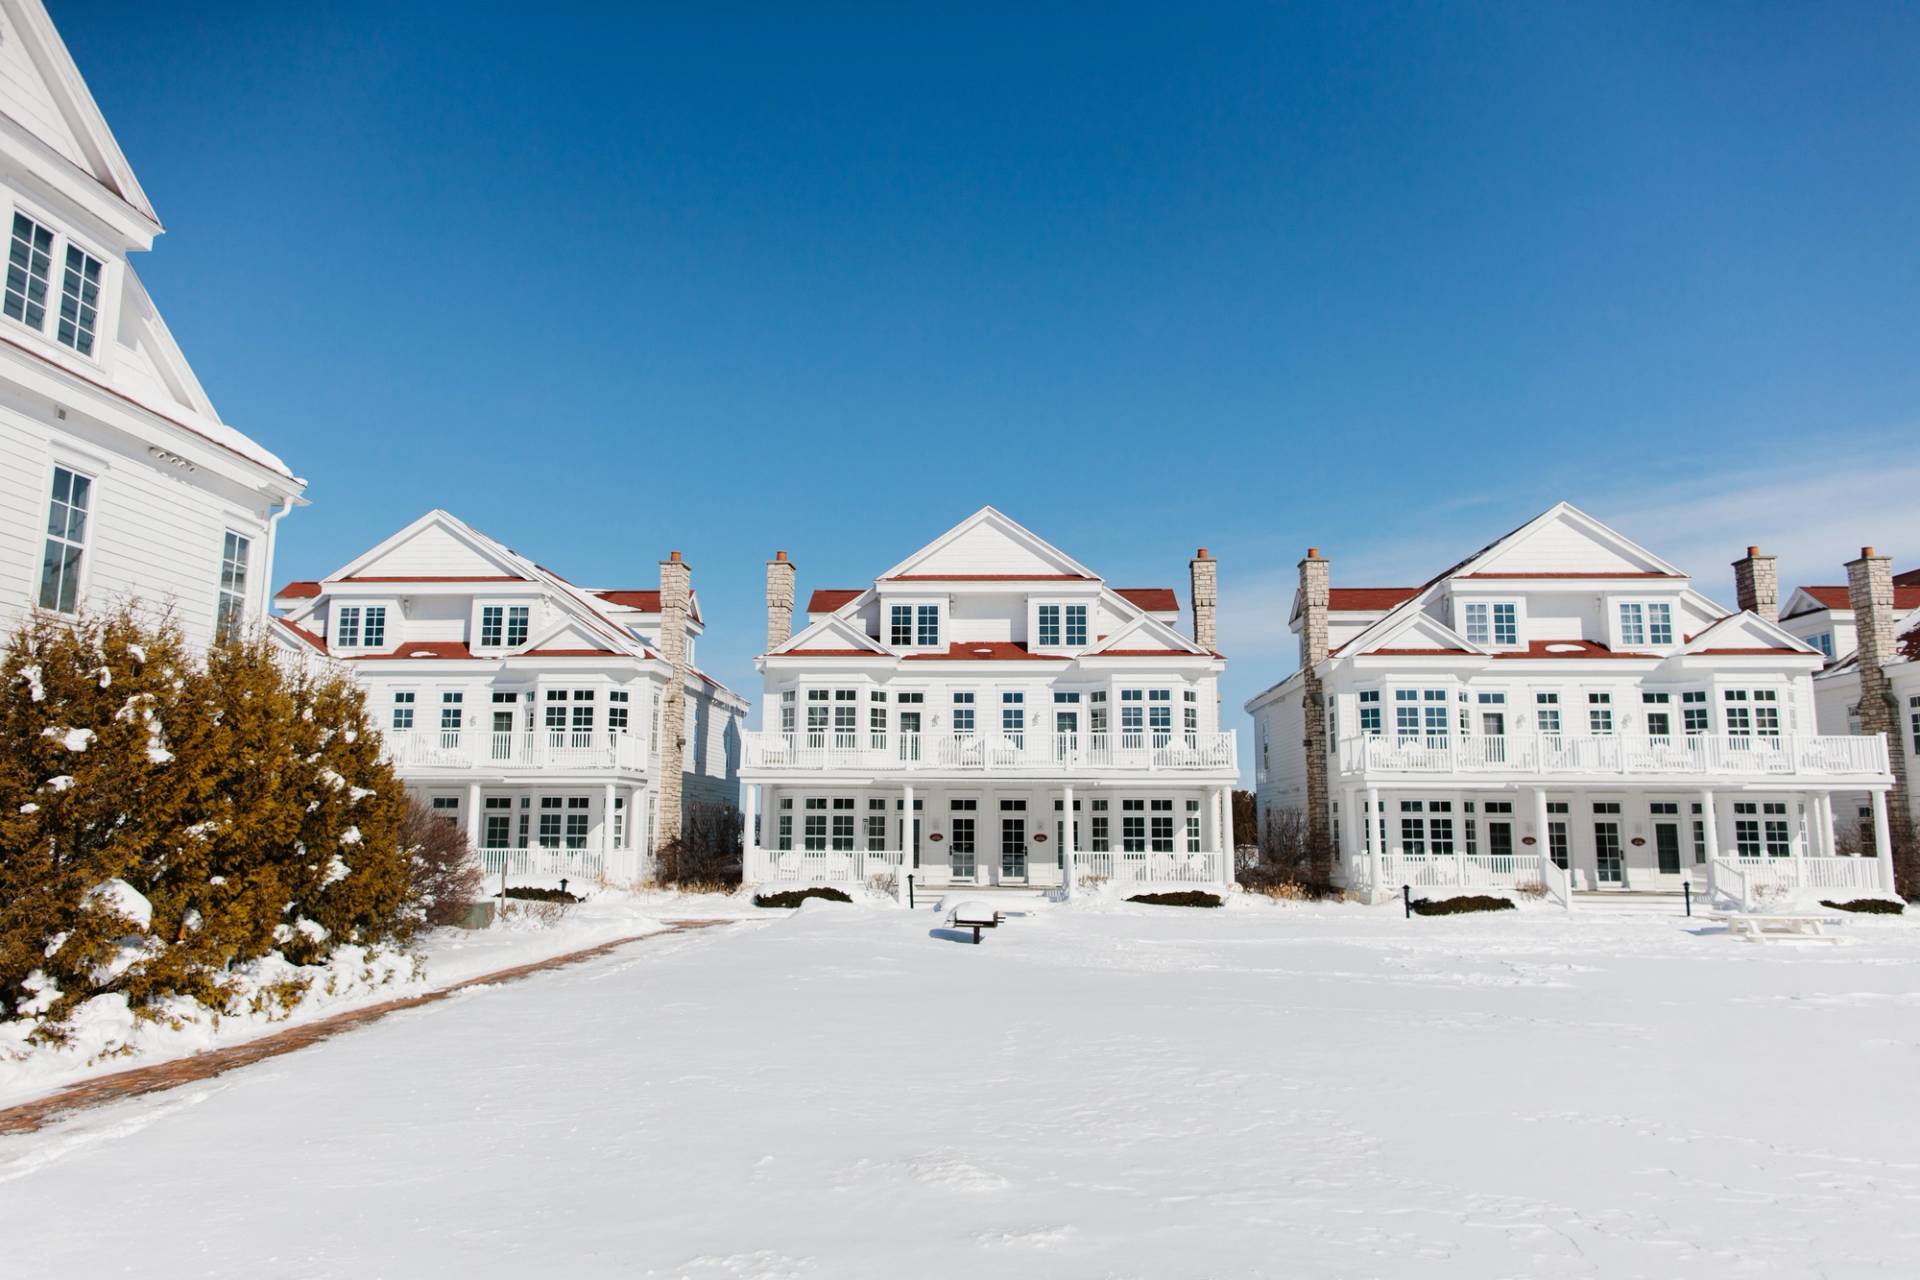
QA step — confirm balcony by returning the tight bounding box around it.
[1340,732,1890,782]
[742,730,1238,776]
[383,729,650,773]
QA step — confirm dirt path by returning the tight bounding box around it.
[0,918,734,1137]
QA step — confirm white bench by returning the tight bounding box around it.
[946,901,1005,945]
[1704,912,1842,943]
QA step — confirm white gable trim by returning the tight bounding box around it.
[876,506,1100,583]
[771,611,889,657]
[1343,608,1480,659]
[1081,611,1207,657]
[1682,610,1819,656]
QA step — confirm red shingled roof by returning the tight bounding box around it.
[1329,587,1420,611]
[519,647,623,658]
[352,641,475,661]
[902,642,1071,661]
[1115,588,1178,612]
[273,617,326,651]
[780,648,886,658]
[1784,585,1920,616]
[593,590,661,610]
[275,580,321,600]
[808,589,863,612]
[1491,639,1658,660]
[1459,571,1682,580]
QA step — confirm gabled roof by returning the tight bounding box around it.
[807,589,863,614]
[591,588,705,625]
[875,506,1101,583]
[1330,587,1420,611]
[1080,611,1212,660]
[1681,612,1821,659]
[1342,607,1479,660]
[1780,584,1920,620]
[902,642,1071,662]
[1115,588,1179,613]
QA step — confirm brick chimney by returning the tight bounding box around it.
[1848,546,1914,889]
[766,550,796,652]
[1189,548,1217,652]
[1298,548,1333,883]
[1731,545,1778,622]
[655,550,692,848]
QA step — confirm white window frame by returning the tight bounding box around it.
[882,597,945,651]
[4,203,114,362]
[38,459,96,615]
[1459,599,1521,649]
[1614,598,1677,650]
[331,599,395,650]
[214,530,252,642]
[1031,599,1091,650]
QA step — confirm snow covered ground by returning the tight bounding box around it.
[4,896,1920,1278]
[0,889,759,1108]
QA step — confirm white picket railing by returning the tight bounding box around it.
[384,729,650,772]
[477,846,611,884]
[1378,852,1549,891]
[1713,854,1885,903]
[1343,732,1888,780]
[743,730,1237,774]
[742,846,1226,888]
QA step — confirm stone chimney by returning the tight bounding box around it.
[1731,545,1778,622]
[1298,548,1333,883]
[655,550,692,848]
[1189,548,1217,652]
[766,550,796,652]
[1848,546,1914,888]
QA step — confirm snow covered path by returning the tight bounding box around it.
[4,899,1920,1278]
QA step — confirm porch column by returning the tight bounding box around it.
[602,781,617,875]
[1815,792,1835,859]
[1531,785,1549,872]
[1871,788,1896,895]
[464,782,483,853]
[1062,783,1076,897]
[1700,788,1720,863]
[1219,783,1234,888]
[742,782,759,876]
[1367,785,1383,896]
[903,781,915,878]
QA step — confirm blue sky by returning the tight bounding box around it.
[59,2,1920,750]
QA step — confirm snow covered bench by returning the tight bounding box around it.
[946,901,1004,945]
[1705,913,1842,943]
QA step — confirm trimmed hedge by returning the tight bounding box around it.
[1127,891,1223,908]
[1821,898,1905,915]
[754,886,853,909]
[1410,894,1516,916]
[502,886,579,903]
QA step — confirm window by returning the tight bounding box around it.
[612,797,626,848]
[1428,800,1455,856]
[431,795,460,825]
[1002,691,1025,739]
[440,691,463,734]
[1683,690,1709,735]
[777,798,793,851]
[1588,692,1613,734]
[1812,632,1835,660]
[1535,691,1561,734]
[1547,801,1569,869]
[1646,603,1673,646]
[1149,689,1173,743]
[608,689,629,733]
[1038,604,1061,647]
[507,607,529,646]
[1089,690,1108,735]
[1122,798,1146,853]
[1121,689,1144,737]
[1642,691,1670,738]
[833,688,857,737]
[1185,689,1199,739]
[481,606,505,647]
[362,606,386,648]
[336,605,386,649]
[1186,799,1201,851]
[39,464,91,613]
[1464,602,1489,645]
[337,607,360,648]
[803,797,827,852]
[57,244,103,354]
[1357,689,1382,736]
[1618,603,1645,646]
[1089,799,1110,852]
[916,605,939,647]
[211,531,251,642]
[1724,689,1751,736]
[1733,801,1790,858]
[1463,601,1517,646]
[1399,800,1426,857]
[1492,603,1517,646]
[831,797,856,851]
[1150,798,1175,853]
[545,688,569,730]
[1910,695,1920,755]
[952,691,975,734]
[889,605,912,646]
[866,798,888,850]
[1420,689,1448,742]
[538,797,563,846]
[391,691,415,730]
[565,796,590,849]
[1066,605,1087,646]
[571,689,595,735]
[780,690,796,735]
[5,212,53,330]
[950,800,976,875]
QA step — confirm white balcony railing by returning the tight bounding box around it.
[1342,732,1889,780]
[742,730,1238,775]
[742,845,1227,888]
[384,729,649,773]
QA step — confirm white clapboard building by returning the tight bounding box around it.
[741,507,1237,895]
[273,511,746,886]
[1245,504,1897,906]
[0,0,304,650]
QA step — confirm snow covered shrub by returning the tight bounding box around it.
[1821,898,1904,914]
[1126,891,1223,908]
[502,886,579,903]
[1409,895,1515,916]
[0,611,412,1038]
[754,887,852,908]
[653,802,741,887]
[400,797,486,927]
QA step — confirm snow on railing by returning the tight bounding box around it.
[1343,733,1888,780]
[383,729,649,772]
[742,730,1238,774]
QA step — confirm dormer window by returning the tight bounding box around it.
[336,605,387,649]
[888,602,940,648]
[1463,601,1518,647]
[1036,603,1088,648]
[6,212,105,357]
[1618,601,1673,647]
[480,604,530,648]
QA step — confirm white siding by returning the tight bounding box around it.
[361,522,510,578]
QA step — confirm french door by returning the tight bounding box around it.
[1594,821,1624,884]
[1654,822,1682,875]
[1000,813,1028,883]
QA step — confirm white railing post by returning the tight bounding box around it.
[1062,783,1075,898]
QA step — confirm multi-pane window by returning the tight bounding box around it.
[805,688,829,735]
[565,796,590,849]
[440,691,463,734]
[1464,602,1490,645]
[57,244,103,354]
[1642,691,1671,738]
[1618,603,1646,647]
[481,606,505,647]
[1394,689,1420,739]
[608,689,629,733]
[780,690,796,735]
[1399,800,1427,856]
[571,689,595,734]
[1724,690,1751,736]
[214,531,250,642]
[1812,633,1835,660]
[431,795,461,825]
[1463,602,1517,646]
[336,605,385,649]
[546,688,569,730]
[538,797,564,846]
[950,801,976,875]
[1910,695,1920,755]
[1186,800,1201,851]
[362,606,386,648]
[831,797,856,851]
[777,798,793,851]
[833,688,858,737]
[1150,799,1175,853]
[1089,798,1110,852]
[1121,689,1144,737]
[1149,689,1173,742]
[866,798,888,850]
[1038,604,1062,647]
[337,607,362,648]
[889,605,913,646]
[1753,690,1780,736]
[869,689,888,737]
[391,691,415,730]
[612,797,626,848]
[1646,603,1673,646]
[1427,801,1455,856]
[1065,605,1087,646]
[1002,691,1025,739]
[952,691,975,733]
[1185,690,1199,740]
[1683,690,1709,735]
[1359,689,1382,735]
[802,797,828,852]
[1733,801,1790,858]
[1089,690,1108,735]
[1492,603,1517,646]
[39,464,91,613]
[1121,798,1147,853]
[1692,803,1708,863]
[5,212,54,330]
[1547,801,1569,869]
[1588,692,1613,734]
[916,605,939,647]
[1036,603,1089,647]
[1535,691,1561,734]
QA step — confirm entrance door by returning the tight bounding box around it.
[1487,820,1514,862]
[1055,708,1079,765]
[483,808,511,851]
[897,709,922,762]
[492,709,515,759]
[1594,821,1624,884]
[1000,805,1028,883]
[1654,822,1682,875]
[950,814,976,882]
